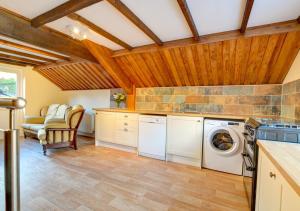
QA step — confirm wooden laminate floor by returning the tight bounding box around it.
[0,137,249,211]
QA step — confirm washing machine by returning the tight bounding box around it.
[203,119,245,175]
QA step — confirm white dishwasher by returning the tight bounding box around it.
[138,115,167,160]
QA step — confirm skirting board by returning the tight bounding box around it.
[138,152,166,161]
[96,140,137,153]
[167,154,202,168]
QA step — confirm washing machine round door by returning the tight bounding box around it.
[207,126,241,156]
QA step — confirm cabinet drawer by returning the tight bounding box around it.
[115,130,138,147]
[116,119,138,130]
[116,112,139,120]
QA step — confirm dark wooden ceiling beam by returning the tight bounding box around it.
[107,0,163,46]
[0,47,56,63]
[0,58,33,66]
[0,8,96,62]
[177,0,199,41]
[113,19,300,57]
[240,0,255,33]
[0,39,67,60]
[0,52,44,65]
[31,0,103,27]
[83,40,133,93]
[68,13,133,50]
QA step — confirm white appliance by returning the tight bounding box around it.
[138,115,167,160]
[203,119,245,175]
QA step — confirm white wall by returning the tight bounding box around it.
[62,89,111,134]
[283,51,300,83]
[23,68,66,116]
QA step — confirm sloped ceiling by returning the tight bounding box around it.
[35,61,118,90]
[37,31,300,90]
[115,32,300,87]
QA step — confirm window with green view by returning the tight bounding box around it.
[0,71,17,97]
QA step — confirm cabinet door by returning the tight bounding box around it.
[281,178,300,211]
[257,151,282,211]
[115,130,138,147]
[95,112,116,143]
[167,116,203,159]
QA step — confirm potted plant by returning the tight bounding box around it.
[113,92,126,108]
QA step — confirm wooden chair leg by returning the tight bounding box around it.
[73,137,78,150]
[42,145,47,156]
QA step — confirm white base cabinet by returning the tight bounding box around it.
[167,115,203,167]
[95,112,116,143]
[256,150,300,211]
[95,111,139,149]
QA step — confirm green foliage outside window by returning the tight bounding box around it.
[0,73,17,97]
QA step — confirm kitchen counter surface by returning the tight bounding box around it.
[257,140,300,196]
[93,108,249,121]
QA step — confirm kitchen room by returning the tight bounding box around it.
[0,0,300,210]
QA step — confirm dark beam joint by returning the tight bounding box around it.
[31,0,103,27]
[107,0,163,46]
[68,13,133,50]
[0,8,96,62]
[177,0,199,41]
[240,0,255,33]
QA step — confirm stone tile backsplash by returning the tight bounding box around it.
[281,79,300,120]
[136,84,283,117]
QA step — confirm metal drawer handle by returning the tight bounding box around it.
[124,115,128,118]
[124,128,128,132]
[269,172,276,179]
[124,122,128,126]
[242,153,255,171]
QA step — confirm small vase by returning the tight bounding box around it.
[116,101,121,108]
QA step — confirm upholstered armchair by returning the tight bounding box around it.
[37,105,85,155]
[23,104,69,137]
[22,104,84,155]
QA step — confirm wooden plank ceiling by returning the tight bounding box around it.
[37,30,300,89]
[35,61,118,90]
[113,31,300,87]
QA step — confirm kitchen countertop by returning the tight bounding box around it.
[257,140,300,196]
[93,108,250,121]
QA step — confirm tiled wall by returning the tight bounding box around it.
[281,79,300,120]
[136,85,282,117]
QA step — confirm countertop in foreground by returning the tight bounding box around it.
[257,140,300,196]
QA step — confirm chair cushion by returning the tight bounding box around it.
[22,123,33,130]
[55,104,70,119]
[30,124,44,132]
[22,124,44,132]
[45,104,60,122]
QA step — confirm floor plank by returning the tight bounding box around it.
[0,137,249,211]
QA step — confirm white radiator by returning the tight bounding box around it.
[78,111,94,135]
